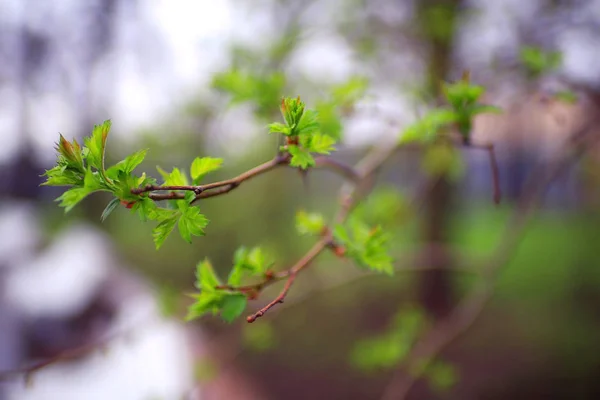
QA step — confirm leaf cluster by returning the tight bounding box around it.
[269,96,337,169]
[334,216,394,275]
[187,247,272,322]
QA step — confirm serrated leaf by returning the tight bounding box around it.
[307,134,335,154]
[334,218,394,275]
[41,166,83,187]
[152,215,178,249]
[185,291,223,321]
[268,122,290,135]
[221,294,247,323]
[191,157,223,184]
[178,206,209,243]
[288,145,315,169]
[196,259,222,290]
[295,210,325,236]
[56,187,92,213]
[120,149,148,174]
[56,135,85,172]
[157,166,188,186]
[83,167,104,191]
[84,120,111,171]
[228,246,271,286]
[100,198,121,222]
[295,109,320,136]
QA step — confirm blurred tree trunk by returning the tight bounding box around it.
[416,0,463,320]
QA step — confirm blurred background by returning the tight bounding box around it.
[1,0,600,399]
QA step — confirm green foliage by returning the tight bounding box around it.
[212,69,286,118]
[422,142,465,181]
[43,121,209,249]
[270,96,338,169]
[228,246,273,286]
[351,307,426,371]
[553,90,578,104]
[400,76,501,145]
[423,360,460,392]
[351,187,410,227]
[187,247,273,322]
[186,259,248,323]
[295,210,326,236]
[519,46,562,79]
[190,157,223,184]
[334,216,394,275]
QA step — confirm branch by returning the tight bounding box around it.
[134,153,360,202]
[379,120,599,400]
[225,141,403,322]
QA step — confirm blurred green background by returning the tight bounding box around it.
[1,0,600,399]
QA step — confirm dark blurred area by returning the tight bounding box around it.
[1,0,600,399]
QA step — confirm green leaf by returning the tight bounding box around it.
[315,101,342,140]
[221,294,247,323]
[190,157,223,184]
[186,291,223,321]
[83,167,104,191]
[422,143,465,181]
[228,246,271,286]
[295,109,320,136]
[287,145,315,169]
[196,259,223,290]
[553,90,578,104]
[425,360,459,392]
[334,218,394,275]
[519,46,562,78]
[157,166,188,186]
[56,187,93,213]
[56,135,85,173]
[178,206,209,243]
[152,215,178,249]
[306,134,335,154]
[295,210,325,236]
[41,166,83,187]
[469,104,502,116]
[400,109,457,144]
[331,76,369,106]
[268,122,291,135]
[100,198,121,222]
[120,149,148,174]
[84,120,111,171]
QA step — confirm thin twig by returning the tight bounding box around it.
[235,141,403,322]
[379,121,599,400]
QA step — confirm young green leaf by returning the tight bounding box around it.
[196,259,223,290]
[100,198,121,222]
[178,206,209,243]
[152,215,178,249]
[157,166,188,186]
[84,120,111,172]
[268,122,291,135]
[305,134,336,155]
[295,210,325,236]
[190,157,223,184]
[287,145,315,169]
[56,187,93,213]
[334,218,394,275]
[295,109,320,136]
[221,294,247,323]
[56,135,85,173]
[120,149,148,174]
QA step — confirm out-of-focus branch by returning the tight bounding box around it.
[227,140,403,322]
[379,120,599,400]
